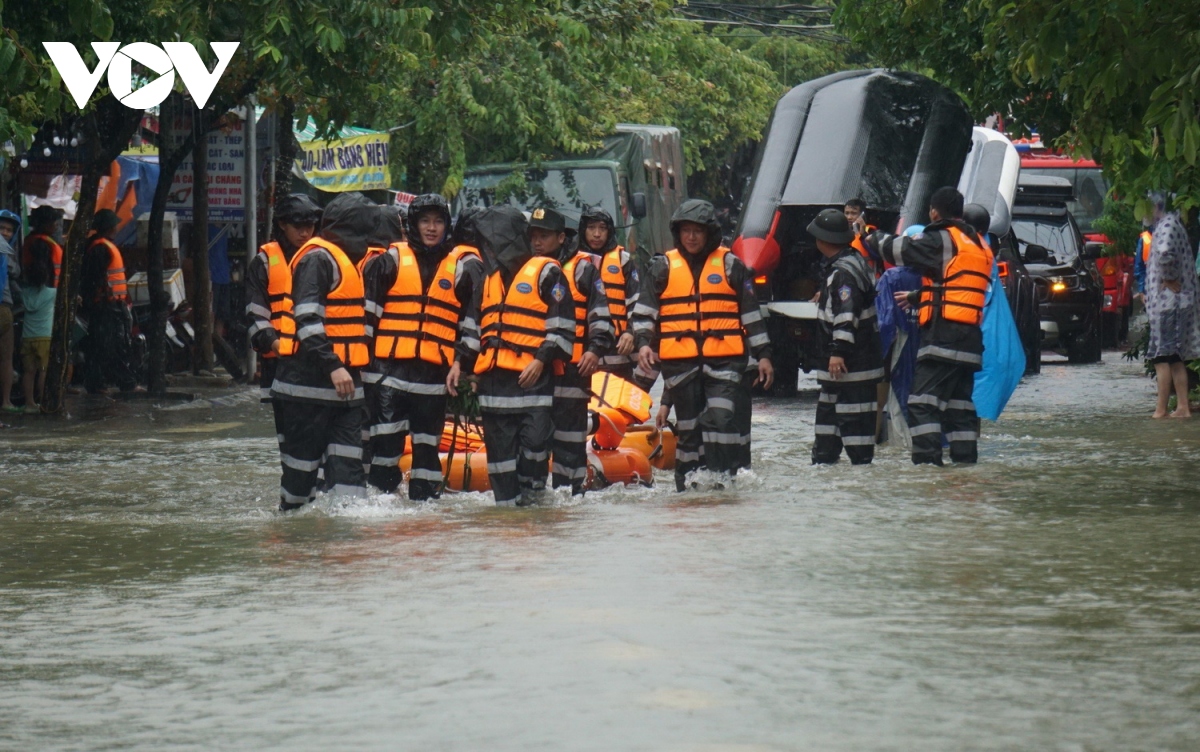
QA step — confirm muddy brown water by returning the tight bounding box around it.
[1,354,1198,750]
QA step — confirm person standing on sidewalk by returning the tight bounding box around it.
[1143,192,1200,418]
[79,210,139,394]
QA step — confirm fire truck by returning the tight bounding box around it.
[1015,141,1133,345]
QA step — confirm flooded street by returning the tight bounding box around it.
[2,353,1199,751]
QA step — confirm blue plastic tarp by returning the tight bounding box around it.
[973,265,1026,421]
[876,266,923,417]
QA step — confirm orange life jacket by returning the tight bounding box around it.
[289,237,369,367]
[375,243,479,366]
[563,250,600,364]
[259,241,296,358]
[25,234,64,288]
[358,246,384,276]
[474,256,559,374]
[600,247,629,336]
[658,247,745,361]
[88,237,128,303]
[1140,231,1152,264]
[918,226,994,328]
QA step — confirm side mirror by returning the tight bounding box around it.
[1022,243,1051,264]
[1081,241,1104,260]
[630,192,647,220]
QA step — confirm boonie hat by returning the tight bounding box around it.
[806,208,855,244]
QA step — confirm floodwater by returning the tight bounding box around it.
[1,354,1199,751]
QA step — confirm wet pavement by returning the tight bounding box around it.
[1,351,1199,750]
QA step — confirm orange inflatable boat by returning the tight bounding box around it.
[396,374,675,492]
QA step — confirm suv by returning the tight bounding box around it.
[1011,175,1104,363]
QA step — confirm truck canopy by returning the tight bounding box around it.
[733,69,973,276]
[957,127,1021,237]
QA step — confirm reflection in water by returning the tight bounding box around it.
[1,360,1199,749]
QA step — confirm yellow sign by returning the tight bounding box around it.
[296,132,390,192]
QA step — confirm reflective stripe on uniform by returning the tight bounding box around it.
[917,345,983,365]
[553,386,589,400]
[479,394,554,409]
[370,420,410,437]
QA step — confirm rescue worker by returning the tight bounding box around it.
[79,209,139,394]
[632,198,774,490]
[808,209,883,464]
[245,193,322,405]
[446,205,575,507]
[582,205,656,391]
[962,203,993,250]
[530,206,614,494]
[362,194,483,499]
[844,197,883,276]
[1134,223,1153,298]
[271,192,375,510]
[23,206,63,288]
[873,186,993,465]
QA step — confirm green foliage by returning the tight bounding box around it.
[836,0,1200,217]
[388,3,828,199]
[1092,198,1142,258]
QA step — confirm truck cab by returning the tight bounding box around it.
[453,124,686,261]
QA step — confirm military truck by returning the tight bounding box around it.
[453,124,686,261]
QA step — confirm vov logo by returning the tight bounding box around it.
[42,41,240,110]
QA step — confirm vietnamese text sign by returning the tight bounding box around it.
[297,133,390,192]
[167,116,246,221]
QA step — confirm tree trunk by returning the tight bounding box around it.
[274,97,297,211]
[191,116,214,373]
[43,101,142,414]
[147,92,196,396]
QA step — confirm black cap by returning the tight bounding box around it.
[806,208,855,244]
[528,206,570,235]
[92,209,120,234]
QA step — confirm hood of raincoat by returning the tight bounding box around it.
[475,205,531,275]
[453,206,483,249]
[370,204,405,248]
[670,198,722,256]
[319,192,376,262]
[578,205,617,255]
[407,193,453,254]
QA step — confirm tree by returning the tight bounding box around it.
[835,0,1200,215]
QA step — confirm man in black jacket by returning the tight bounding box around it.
[362,194,483,499]
[869,187,994,465]
[447,206,575,506]
[808,209,883,464]
[632,199,774,490]
[245,194,321,402]
[272,192,375,509]
[530,206,614,494]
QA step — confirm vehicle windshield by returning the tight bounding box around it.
[1012,217,1079,264]
[456,167,618,221]
[1020,167,1108,233]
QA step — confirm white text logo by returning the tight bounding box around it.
[42,41,240,109]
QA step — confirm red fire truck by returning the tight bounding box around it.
[1016,142,1133,345]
